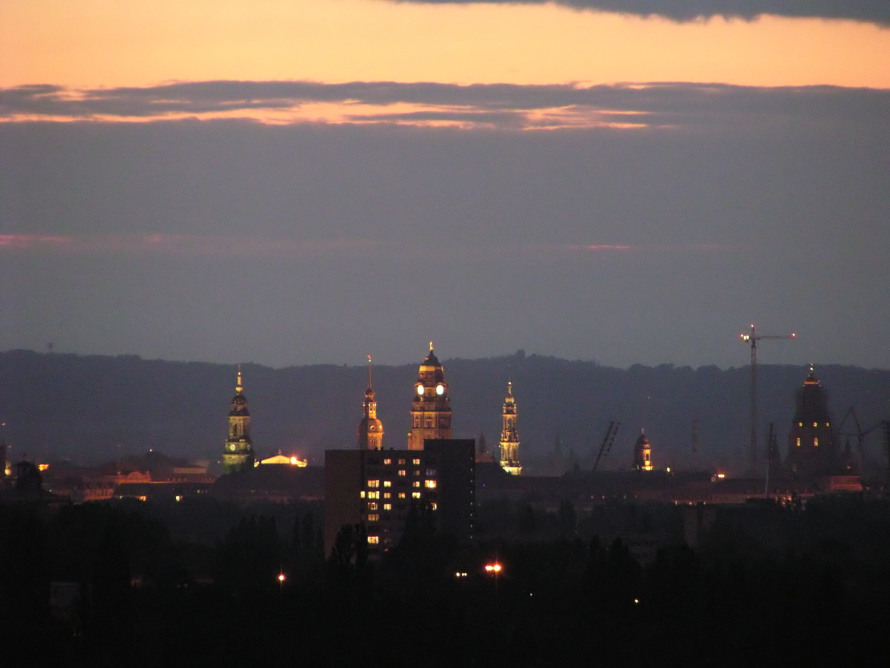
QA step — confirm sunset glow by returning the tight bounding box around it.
[2,1,888,91]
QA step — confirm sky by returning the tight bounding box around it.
[1,0,888,370]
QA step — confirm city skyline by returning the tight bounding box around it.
[2,2,888,369]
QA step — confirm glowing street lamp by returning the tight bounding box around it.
[484,562,503,575]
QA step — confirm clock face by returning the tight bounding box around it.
[416,384,424,396]
[435,383,445,395]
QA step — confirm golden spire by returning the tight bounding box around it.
[367,354,373,389]
[235,364,243,394]
[429,340,434,352]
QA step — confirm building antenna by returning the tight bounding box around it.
[740,324,796,476]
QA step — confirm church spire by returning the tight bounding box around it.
[499,380,522,475]
[358,354,384,450]
[223,365,255,473]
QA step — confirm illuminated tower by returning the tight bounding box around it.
[785,366,835,477]
[358,355,384,450]
[223,366,255,473]
[408,342,452,450]
[499,381,522,475]
[633,429,653,471]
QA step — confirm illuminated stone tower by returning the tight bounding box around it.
[633,429,653,471]
[408,342,452,450]
[499,381,522,475]
[358,355,384,450]
[785,366,835,477]
[223,366,255,473]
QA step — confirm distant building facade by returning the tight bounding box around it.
[324,439,475,557]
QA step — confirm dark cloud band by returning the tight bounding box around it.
[394,0,890,26]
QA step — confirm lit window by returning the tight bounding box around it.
[431,502,438,510]
[368,536,380,545]
[425,480,437,489]
[368,514,379,522]
[368,491,379,499]
[383,480,392,487]
[383,492,391,499]
[360,491,366,498]
[814,438,819,447]
[398,469,406,477]
[412,492,422,499]
[813,422,818,427]
[398,492,406,499]
[383,503,392,511]
[413,459,421,466]
[383,458,391,465]
[398,459,406,465]
[413,481,421,488]
[796,438,801,447]
[368,502,378,511]
[368,480,379,488]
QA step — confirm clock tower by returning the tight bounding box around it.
[223,366,255,473]
[358,355,384,450]
[499,381,522,475]
[408,342,452,450]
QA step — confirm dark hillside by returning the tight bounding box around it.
[1,349,887,475]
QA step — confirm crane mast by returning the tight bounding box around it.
[740,324,796,475]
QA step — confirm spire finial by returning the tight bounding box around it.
[236,364,243,394]
[429,340,434,352]
[367,354,373,389]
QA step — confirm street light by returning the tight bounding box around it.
[484,562,503,575]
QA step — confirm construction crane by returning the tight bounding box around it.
[740,324,796,475]
[593,421,620,472]
[837,407,890,475]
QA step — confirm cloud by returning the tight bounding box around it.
[2,80,888,132]
[392,1,890,26]
[0,234,383,258]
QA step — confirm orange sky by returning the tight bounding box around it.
[2,0,889,90]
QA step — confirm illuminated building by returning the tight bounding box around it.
[633,429,653,471]
[358,354,384,450]
[325,352,473,556]
[408,343,452,450]
[222,366,255,473]
[498,381,522,476]
[785,366,836,477]
[324,440,475,557]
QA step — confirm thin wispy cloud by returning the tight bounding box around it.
[0,234,383,258]
[2,81,887,131]
[393,0,890,26]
